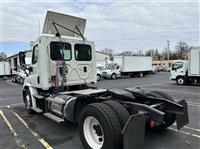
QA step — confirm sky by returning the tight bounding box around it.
[0,0,199,56]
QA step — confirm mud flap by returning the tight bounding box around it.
[122,113,147,149]
[176,99,189,130]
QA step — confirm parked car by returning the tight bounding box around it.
[96,64,105,81]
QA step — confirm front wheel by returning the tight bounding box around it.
[111,73,117,79]
[23,88,34,114]
[97,74,101,81]
[176,77,185,85]
[79,103,122,149]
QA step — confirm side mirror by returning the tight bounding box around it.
[19,52,26,65]
[28,67,33,72]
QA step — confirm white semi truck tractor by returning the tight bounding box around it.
[170,48,200,85]
[20,11,189,149]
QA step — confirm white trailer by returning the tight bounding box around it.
[0,61,11,77]
[102,56,152,79]
[170,48,200,85]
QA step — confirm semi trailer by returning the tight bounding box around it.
[170,48,200,85]
[20,11,189,149]
[102,56,152,79]
[0,61,11,78]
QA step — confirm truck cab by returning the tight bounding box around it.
[170,60,188,85]
[24,11,96,91]
[102,63,120,79]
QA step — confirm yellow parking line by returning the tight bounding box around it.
[10,109,54,149]
[169,127,200,138]
[0,109,27,148]
[6,80,17,86]
[0,110,17,136]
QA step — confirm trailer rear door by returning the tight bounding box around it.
[189,48,200,76]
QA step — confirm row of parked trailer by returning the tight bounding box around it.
[96,56,154,81]
[0,54,31,84]
[96,48,200,86]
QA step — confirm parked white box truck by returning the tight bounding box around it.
[0,61,11,77]
[170,48,200,85]
[102,56,152,79]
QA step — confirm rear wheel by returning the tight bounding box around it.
[104,100,130,129]
[79,103,122,149]
[148,90,176,130]
[176,77,185,85]
[23,88,34,114]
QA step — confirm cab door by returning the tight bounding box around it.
[29,44,40,87]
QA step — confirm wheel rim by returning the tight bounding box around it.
[97,75,100,81]
[178,78,184,84]
[112,74,116,79]
[83,116,104,149]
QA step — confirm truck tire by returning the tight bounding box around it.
[111,73,117,79]
[97,74,101,81]
[104,100,130,129]
[176,76,185,85]
[79,103,122,149]
[148,91,176,130]
[23,88,34,114]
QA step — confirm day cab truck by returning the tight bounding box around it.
[102,56,152,79]
[170,48,200,85]
[20,11,189,149]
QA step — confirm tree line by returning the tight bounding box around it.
[101,42,199,61]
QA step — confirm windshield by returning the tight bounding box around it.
[97,66,105,70]
[50,42,71,61]
[172,62,183,70]
[107,64,119,70]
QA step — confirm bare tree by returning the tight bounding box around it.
[0,52,7,61]
[145,49,155,56]
[175,42,189,60]
[118,50,133,56]
[101,48,114,60]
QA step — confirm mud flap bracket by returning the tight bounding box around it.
[122,112,147,149]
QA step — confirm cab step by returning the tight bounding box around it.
[31,107,43,113]
[43,112,64,123]
[32,94,44,100]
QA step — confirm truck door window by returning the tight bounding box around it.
[50,42,71,61]
[75,44,92,61]
[32,45,39,64]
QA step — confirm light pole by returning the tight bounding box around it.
[167,40,170,67]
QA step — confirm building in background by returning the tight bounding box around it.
[3,50,32,74]
[152,60,174,71]
[2,50,109,74]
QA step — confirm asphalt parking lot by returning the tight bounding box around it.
[0,72,200,149]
